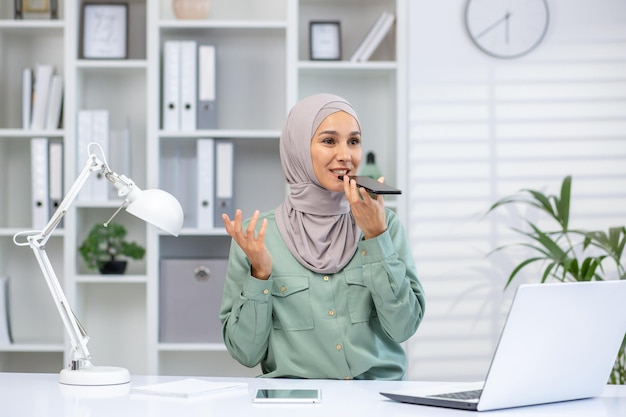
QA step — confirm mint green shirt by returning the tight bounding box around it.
[219,208,425,380]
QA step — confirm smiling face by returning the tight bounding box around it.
[310,111,362,193]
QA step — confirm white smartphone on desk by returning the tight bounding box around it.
[253,388,321,403]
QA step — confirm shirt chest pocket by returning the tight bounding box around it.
[344,270,374,323]
[271,276,314,331]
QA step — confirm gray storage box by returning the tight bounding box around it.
[159,258,227,343]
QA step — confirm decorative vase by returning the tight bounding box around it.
[99,261,128,275]
[172,0,211,20]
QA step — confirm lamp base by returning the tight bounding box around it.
[59,366,131,386]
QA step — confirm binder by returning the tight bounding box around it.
[0,276,12,345]
[31,138,50,229]
[160,141,196,228]
[48,139,63,221]
[30,64,54,130]
[196,138,215,229]
[159,258,228,343]
[22,68,32,129]
[162,41,181,131]
[197,44,217,129]
[214,140,234,225]
[179,40,197,131]
[44,75,63,130]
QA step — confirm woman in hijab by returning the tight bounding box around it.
[219,93,425,380]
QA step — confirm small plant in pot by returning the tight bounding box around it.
[79,222,146,275]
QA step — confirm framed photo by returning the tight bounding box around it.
[82,3,128,59]
[23,0,49,13]
[309,21,341,60]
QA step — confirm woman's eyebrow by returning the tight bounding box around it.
[316,130,361,136]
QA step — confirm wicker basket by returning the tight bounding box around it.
[172,0,211,20]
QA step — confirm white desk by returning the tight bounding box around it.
[1,372,625,416]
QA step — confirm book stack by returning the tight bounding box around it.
[22,64,63,131]
[350,11,396,62]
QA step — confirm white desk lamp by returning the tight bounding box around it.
[13,142,184,386]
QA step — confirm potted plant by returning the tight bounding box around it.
[486,175,626,384]
[78,222,146,275]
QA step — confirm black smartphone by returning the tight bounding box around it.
[339,175,402,195]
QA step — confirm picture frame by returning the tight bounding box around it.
[23,0,49,13]
[309,21,341,61]
[82,3,128,59]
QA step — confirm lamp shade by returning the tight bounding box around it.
[125,189,184,236]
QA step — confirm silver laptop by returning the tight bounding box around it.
[381,280,626,411]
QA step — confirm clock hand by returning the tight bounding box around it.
[475,11,512,39]
[505,12,510,44]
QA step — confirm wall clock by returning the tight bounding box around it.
[464,0,549,59]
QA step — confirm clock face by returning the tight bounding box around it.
[465,0,549,59]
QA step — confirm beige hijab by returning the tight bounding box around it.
[275,94,361,274]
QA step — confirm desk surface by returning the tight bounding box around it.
[1,372,625,416]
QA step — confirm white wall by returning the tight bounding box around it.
[406,0,626,381]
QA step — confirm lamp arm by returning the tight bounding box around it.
[28,236,91,365]
[40,153,106,245]
[13,150,109,368]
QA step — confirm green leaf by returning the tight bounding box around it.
[556,175,571,230]
[505,257,547,289]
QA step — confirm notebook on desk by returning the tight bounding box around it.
[381,280,626,411]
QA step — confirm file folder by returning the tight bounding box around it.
[197,44,217,129]
[162,41,181,130]
[160,141,196,228]
[48,139,63,222]
[180,41,197,131]
[196,138,215,229]
[214,140,234,225]
[31,138,49,229]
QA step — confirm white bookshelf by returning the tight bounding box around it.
[0,0,406,376]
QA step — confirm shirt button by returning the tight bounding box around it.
[323,275,329,281]
[336,344,342,350]
[328,310,335,317]
[280,285,286,292]
[344,376,352,380]
[263,289,269,295]
[361,250,367,256]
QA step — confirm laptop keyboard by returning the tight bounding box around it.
[430,389,483,400]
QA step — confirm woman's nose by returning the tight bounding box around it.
[337,144,352,161]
